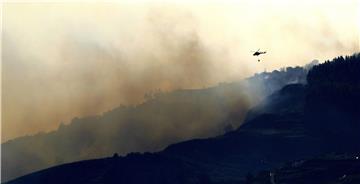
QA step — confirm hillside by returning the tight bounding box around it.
[6,54,360,184]
[1,64,310,182]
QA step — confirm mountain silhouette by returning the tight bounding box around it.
[2,63,310,182]
[4,53,360,183]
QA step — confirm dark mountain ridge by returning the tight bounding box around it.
[5,54,360,183]
[2,63,311,182]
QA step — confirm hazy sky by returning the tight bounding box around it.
[2,0,359,142]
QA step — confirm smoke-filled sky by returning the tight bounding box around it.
[2,0,359,142]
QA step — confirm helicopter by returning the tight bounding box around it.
[251,49,267,56]
[251,49,267,62]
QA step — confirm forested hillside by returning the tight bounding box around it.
[7,54,360,184]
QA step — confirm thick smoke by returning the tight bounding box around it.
[3,4,250,142]
[2,2,359,181]
[3,2,358,142]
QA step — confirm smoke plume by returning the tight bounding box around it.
[3,1,359,142]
